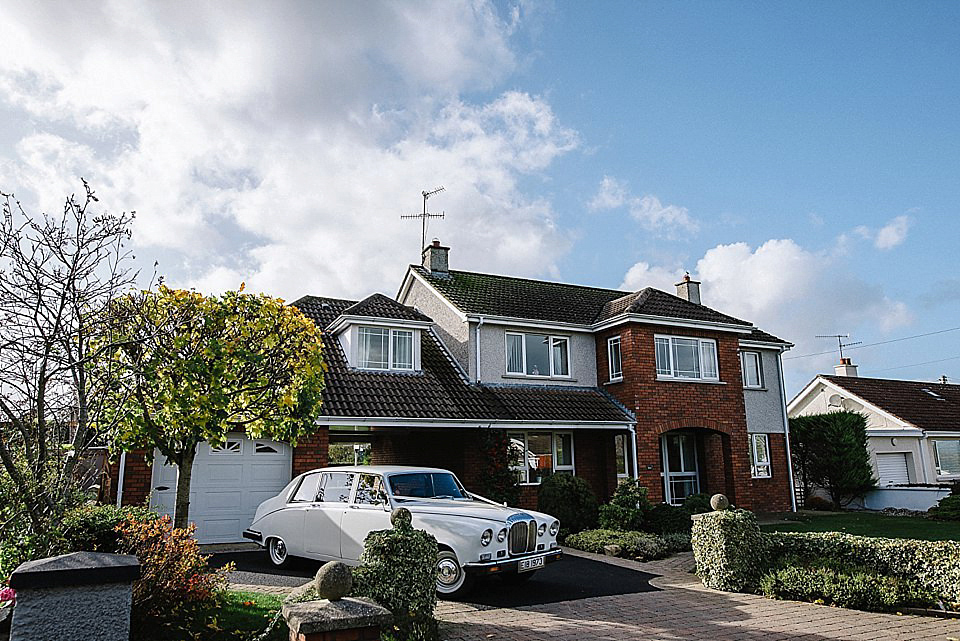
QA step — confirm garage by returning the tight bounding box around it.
[149,435,292,544]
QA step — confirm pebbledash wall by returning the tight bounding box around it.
[596,322,793,512]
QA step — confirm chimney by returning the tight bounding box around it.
[834,357,859,377]
[422,238,449,274]
[675,273,701,305]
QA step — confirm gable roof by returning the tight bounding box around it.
[743,328,792,346]
[292,295,633,424]
[342,293,431,322]
[409,265,752,328]
[821,375,960,432]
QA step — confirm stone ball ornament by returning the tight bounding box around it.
[391,507,413,528]
[710,493,730,511]
[313,561,352,601]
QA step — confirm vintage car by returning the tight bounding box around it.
[243,465,562,596]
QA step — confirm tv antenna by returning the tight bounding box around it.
[401,186,445,253]
[816,333,862,360]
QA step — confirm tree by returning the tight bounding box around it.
[0,181,136,535]
[789,411,877,509]
[105,286,325,528]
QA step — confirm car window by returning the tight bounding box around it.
[317,472,354,503]
[388,472,468,499]
[354,473,387,506]
[289,473,321,503]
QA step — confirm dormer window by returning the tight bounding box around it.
[505,332,570,377]
[358,326,414,371]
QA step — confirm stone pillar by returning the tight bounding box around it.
[9,551,140,641]
[282,598,392,641]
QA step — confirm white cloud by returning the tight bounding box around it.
[0,1,578,300]
[852,215,912,250]
[620,262,685,292]
[587,176,698,235]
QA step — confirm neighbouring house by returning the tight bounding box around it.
[110,241,797,543]
[788,359,959,510]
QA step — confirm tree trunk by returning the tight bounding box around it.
[173,444,197,530]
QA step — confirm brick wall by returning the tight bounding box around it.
[750,432,794,512]
[106,449,153,507]
[293,428,330,476]
[597,323,792,511]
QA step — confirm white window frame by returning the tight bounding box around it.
[508,431,575,485]
[608,336,623,382]
[750,433,772,478]
[654,334,720,382]
[210,438,243,456]
[504,332,572,378]
[932,439,960,478]
[741,350,763,388]
[357,326,415,371]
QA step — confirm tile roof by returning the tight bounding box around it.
[410,266,752,327]
[743,328,792,345]
[822,375,960,432]
[342,293,431,322]
[293,296,633,424]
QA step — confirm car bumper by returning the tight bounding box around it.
[242,529,263,544]
[463,548,562,576]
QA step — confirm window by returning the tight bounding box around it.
[211,439,242,455]
[663,433,699,503]
[750,433,771,478]
[505,333,571,377]
[508,432,575,484]
[358,327,414,370]
[933,440,960,477]
[615,434,629,479]
[354,474,388,506]
[741,351,763,388]
[389,472,468,499]
[254,441,280,454]
[654,335,719,381]
[317,472,355,503]
[608,336,623,381]
[290,473,322,502]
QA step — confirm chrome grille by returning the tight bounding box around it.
[506,513,538,556]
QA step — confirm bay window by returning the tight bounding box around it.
[358,327,414,371]
[505,332,571,377]
[750,433,772,478]
[654,335,719,381]
[508,432,574,484]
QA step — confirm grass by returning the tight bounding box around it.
[760,511,960,542]
[211,590,288,640]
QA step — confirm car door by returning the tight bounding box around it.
[339,473,392,562]
[304,471,355,559]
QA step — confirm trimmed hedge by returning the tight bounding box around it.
[564,529,669,561]
[929,494,960,521]
[766,531,960,607]
[691,509,765,592]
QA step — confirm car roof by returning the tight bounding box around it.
[302,465,454,476]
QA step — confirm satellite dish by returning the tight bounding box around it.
[827,394,844,408]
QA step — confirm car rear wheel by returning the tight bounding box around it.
[499,569,536,585]
[267,537,291,568]
[436,549,473,598]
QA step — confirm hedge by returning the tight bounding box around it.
[565,529,668,561]
[690,509,765,592]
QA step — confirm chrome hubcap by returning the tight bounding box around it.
[437,558,460,586]
[273,540,286,561]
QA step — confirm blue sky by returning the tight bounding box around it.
[1,1,957,394]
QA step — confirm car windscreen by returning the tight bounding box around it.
[388,472,468,500]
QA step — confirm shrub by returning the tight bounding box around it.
[537,473,598,537]
[61,503,158,553]
[352,512,439,641]
[928,494,960,521]
[597,480,652,531]
[0,530,64,586]
[644,503,693,534]
[475,429,520,506]
[564,529,670,561]
[765,531,960,607]
[760,561,935,612]
[660,532,693,554]
[117,515,229,634]
[691,509,765,592]
[802,496,835,511]
[681,494,712,515]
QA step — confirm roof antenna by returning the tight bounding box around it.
[401,186,445,254]
[816,333,862,361]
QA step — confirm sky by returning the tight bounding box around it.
[1,0,958,396]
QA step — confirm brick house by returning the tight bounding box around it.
[111,241,795,543]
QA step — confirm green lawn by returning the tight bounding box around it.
[760,511,960,541]
[212,591,288,641]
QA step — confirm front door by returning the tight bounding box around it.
[662,432,700,505]
[340,473,392,562]
[304,471,355,559]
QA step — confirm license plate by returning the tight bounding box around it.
[518,555,545,573]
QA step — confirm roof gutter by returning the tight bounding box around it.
[314,416,635,430]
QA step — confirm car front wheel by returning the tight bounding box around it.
[267,537,292,568]
[436,549,473,598]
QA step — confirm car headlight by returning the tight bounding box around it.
[549,520,559,536]
[538,522,546,536]
[481,528,493,546]
[497,528,507,543]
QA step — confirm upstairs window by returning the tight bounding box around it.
[608,336,623,381]
[655,335,719,381]
[505,333,570,377]
[741,351,763,388]
[358,327,414,371]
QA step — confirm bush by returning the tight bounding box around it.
[644,503,693,534]
[475,429,520,506]
[597,480,652,531]
[660,532,693,554]
[537,473,598,538]
[802,496,835,511]
[760,561,934,612]
[61,503,158,553]
[117,515,229,634]
[564,529,670,561]
[352,512,439,641]
[928,494,960,521]
[765,531,960,607]
[681,494,712,515]
[691,508,765,592]
[0,530,64,586]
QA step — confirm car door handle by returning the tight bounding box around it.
[349,504,359,509]
[155,486,170,491]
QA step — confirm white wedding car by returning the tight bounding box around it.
[243,465,562,596]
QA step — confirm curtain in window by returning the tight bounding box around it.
[742,352,761,386]
[358,327,389,369]
[608,338,622,379]
[672,338,701,378]
[506,335,523,373]
[700,341,717,379]
[655,337,671,376]
[551,337,569,376]
[527,433,553,483]
[392,330,413,369]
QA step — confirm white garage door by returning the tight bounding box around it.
[150,435,292,543]
[876,453,909,486]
